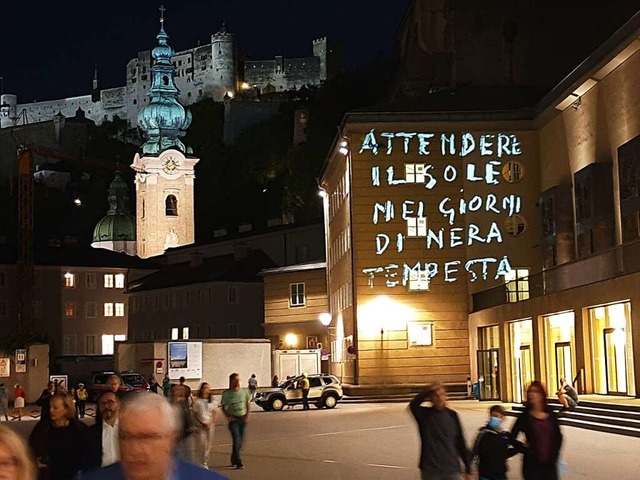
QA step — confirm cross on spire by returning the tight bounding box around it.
[159,5,166,24]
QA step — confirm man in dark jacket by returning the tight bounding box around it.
[87,391,121,470]
[472,405,520,480]
[409,382,472,480]
[35,381,56,422]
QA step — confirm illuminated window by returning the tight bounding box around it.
[65,302,75,317]
[289,283,305,307]
[408,270,430,291]
[102,335,115,355]
[86,273,96,289]
[64,272,75,288]
[115,334,126,342]
[104,274,114,288]
[171,328,179,340]
[115,303,125,317]
[165,195,178,216]
[104,303,114,317]
[182,327,189,340]
[86,302,97,318]
[405,164,426,183]
[504,215,526,237]
[407,217,427,237]
[408,322,433,346]
[502,161,524,183]
[115,274,125,288]
[505,268,530,302]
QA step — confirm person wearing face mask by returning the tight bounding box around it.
[472,405,520,480]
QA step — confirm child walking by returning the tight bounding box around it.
[472,405,520,480]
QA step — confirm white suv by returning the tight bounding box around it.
[255,374,343,411]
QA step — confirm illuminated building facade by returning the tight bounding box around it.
[320,12,640,398]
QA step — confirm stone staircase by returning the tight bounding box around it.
[507,399,640,437]
[341,383,472,403]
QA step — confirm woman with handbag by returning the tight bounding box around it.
[510,381,563,480]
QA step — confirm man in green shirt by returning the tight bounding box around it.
[221,373,252,470]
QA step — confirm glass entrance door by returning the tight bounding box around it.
[555,342,574,389]
[477,349,500,400]
[604,328,628,395]
[518,345,533,403]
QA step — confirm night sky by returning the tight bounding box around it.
[1,0,410,103]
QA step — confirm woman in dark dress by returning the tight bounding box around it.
[510,381,563,480]
[28,393,90,480]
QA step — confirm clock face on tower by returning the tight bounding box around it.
[161,154,180,175]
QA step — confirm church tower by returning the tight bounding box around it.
[131,7,199,259]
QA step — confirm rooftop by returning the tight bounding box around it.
[260,261,326,276]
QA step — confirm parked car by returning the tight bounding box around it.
[255,374,343,411]
[88,371,149,402]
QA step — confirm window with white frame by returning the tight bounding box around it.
[115,274,125,288]
[405,163,427,183]
[115,303,125,317]
[104,303,114,317]
[171,328,179,340]
[104,274,114,288]
[85,335,97,355]
[64,335,76,355]
[85,273,96,289]
[289,283,305,307]
[407,217,427,237]
[182,327,189,340]
[408,322,434,346]
[64,272,75,288]
[102,335,115,355]
[408,269,430,291]
[505,268,530,303]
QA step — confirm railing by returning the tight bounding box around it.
[472,240,640,312]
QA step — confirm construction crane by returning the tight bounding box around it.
[15,144,130,334]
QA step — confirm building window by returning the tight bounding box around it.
[408,322,434,347]
[0,302,6,317]
[0,272,6,287]
[86,273,96,289]
[165,195,178,216]
[408,269,430,291]
[289,283,305,307]
[64,272,75,288]
[115,303,125,317]
[115,274,125,288]
[227,286,238,304]
[102,335,115,355]
[407,217,427,237]
[228,323,239,338]
[405,164,427,183]
[171,328,179,340]
[104,303,114,317]
[85,335,97,355]
[505,268,530,302]
[502,161,524,183]
[504,215,526,237]
[86,302,97,318]
[64,335,76,355]
[65,302,75,317]
[182,327,189,340]
[104,274,114,288]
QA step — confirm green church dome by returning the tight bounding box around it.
[92,172,136,242]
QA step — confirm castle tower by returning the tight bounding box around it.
[211,22,237,100]
[312,37,328,81]
[131,7,200,259]
[91,172,137,255]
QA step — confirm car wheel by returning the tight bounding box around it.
[269,397,285,411]
[323,393,338,409]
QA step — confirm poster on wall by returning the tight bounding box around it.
[15,349,27,373]
[0,358,9,377]
[168,342,202,380]
[50,375,68,390]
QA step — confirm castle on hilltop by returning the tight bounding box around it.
[0,22,336,129]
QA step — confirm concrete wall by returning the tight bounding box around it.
[116,339,271,390]
[0,344,50,403]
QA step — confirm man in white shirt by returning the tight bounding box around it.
[88,391,121,469]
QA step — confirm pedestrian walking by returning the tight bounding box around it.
[472,405,520,480]
[170,376,194,459]
[149,375,161,394]
[0,424,37,480]
[162,373,172,397]
[247,374,258,400]
[556,377,579,411]
[69,388,79,419]
[13,384,25,421]
[193,382,218,469]
[510,381,563,480]
[409,382,472,480]
[76,383,88,418]
[221,373,252,470]
[29,393,91,480]
[300,373,310,410]
[36,381,56,422]
[86,391,121,470]
[0,383,9,421]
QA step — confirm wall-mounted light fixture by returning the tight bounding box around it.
[338,138,349,155]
